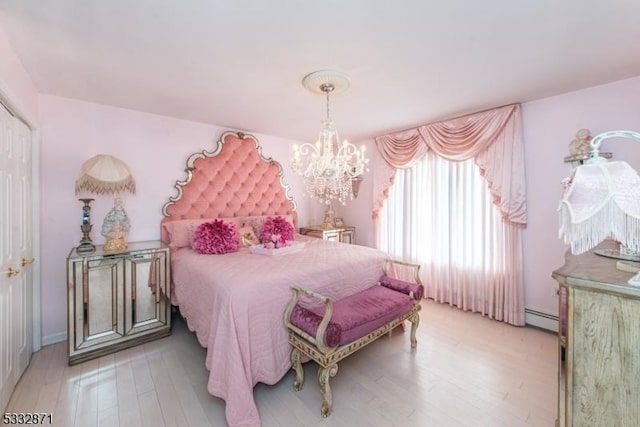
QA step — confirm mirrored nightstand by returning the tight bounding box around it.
[299,225,355,244]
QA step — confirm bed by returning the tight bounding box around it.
[160,131,388,427]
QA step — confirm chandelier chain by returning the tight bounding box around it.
[321,83,334,121]
[326,89,330,121]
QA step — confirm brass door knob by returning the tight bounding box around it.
[2,267,20,278]
[21,257,35,267]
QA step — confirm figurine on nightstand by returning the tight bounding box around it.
[101,198,130,252]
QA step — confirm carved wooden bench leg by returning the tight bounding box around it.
[290,347,304,391]
[317,363,338,417]
[409,312,420,348]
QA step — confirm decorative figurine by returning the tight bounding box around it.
[568,129,593,157]
[101,198,130,252]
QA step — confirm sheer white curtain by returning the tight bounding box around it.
[379,150,525,325]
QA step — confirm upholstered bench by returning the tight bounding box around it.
[283,259,423,417]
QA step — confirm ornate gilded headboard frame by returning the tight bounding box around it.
[161,131,297,224]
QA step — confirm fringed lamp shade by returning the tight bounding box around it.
[75,154,136,253]
[75,154,136,195]
[559,161,640,254]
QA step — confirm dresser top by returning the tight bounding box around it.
[552,240,640,297]
[300,225,354,232]
[68,240,168,258]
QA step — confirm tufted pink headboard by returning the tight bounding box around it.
[160,131,297,244]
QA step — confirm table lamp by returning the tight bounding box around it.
[75,154,136,252]
[558,130,640,286]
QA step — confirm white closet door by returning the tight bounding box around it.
[14,116,33,378]
[0,103,33,412]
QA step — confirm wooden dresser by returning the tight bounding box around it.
[552,243,640,427]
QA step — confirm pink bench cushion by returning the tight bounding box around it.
[290,285,414,348]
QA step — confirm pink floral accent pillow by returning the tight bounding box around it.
[192,219,239,254]
[260,216,296,245]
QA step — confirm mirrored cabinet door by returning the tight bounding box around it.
[125,250,169,335]
[67,241,171,365]
[68,256,125,351]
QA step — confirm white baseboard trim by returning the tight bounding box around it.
[42,331,67,347]
[525,308,558,333]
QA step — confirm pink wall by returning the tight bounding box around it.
[35,77,640,341]
[350,76,640,325]
[521,76,640,317]
[38,95,318,341]
[0,21,38,120]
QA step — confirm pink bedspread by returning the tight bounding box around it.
[170,235,388,427]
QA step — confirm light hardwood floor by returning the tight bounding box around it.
[6,300,558,426]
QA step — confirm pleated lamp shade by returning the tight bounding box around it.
[558,160,640,255]
[75,154,136,195]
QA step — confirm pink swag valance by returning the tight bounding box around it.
[373,104,527,225]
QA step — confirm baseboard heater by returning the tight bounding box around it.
[524,308,558,332]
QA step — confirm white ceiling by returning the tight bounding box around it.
[1,1,639,142]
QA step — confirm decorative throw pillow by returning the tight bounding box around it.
[242,216,268,237]
[379,275,424,300]
[163,218,216,250]
[238,226,260,247]
[163,217,243,250]
[260,215,296,245]
[243,214,294,238]
[192,219,239,254]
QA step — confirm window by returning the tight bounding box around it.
[379,150,523,322]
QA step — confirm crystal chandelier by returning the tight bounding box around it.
[291,70,368,225]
